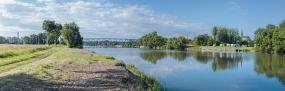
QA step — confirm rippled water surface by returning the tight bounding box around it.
[84,47,285,91]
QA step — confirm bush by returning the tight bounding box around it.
[106,57,115,60]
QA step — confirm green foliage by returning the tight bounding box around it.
[137,31,167,49]
[22,33,47,44]
[105,56,115,60]
[254,20,285,52]
[122,40,136,48]
[115,60,126,67]
[212,26,218,43]
[42,20,62,45]
[166,36,186,49]
[61,22,83,48]
[194,34,212,46]
[59,38,66,45]
[248,40,254,47]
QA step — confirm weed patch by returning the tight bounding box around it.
[126,63,169,91]
[106,56,115,60]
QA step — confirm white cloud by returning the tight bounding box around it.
[228,1,246,15]
[37,0,56,3]
[0,0,211,39]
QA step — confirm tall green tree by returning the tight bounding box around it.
[254,20,285,52]
[212,26,218,43]
[42,20,56,45]
[53,23,62,45]
[42,20,62,45]
[178,36,187,49]
[61,22,83,48]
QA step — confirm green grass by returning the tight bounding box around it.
[0,47,64,73]
[115,60,126,67]
[0,58,39,73]
[125,63,169,91]
[0,47,61,66]
[0,46,52,58]
[49,48,117,64]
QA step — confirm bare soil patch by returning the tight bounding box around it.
[0,61,140,91]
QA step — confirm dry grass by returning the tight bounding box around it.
[0,44,54,58]
[0,44,52,53]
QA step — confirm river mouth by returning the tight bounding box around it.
[84,47,285,91]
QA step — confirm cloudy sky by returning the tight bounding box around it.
[0,0,285,39]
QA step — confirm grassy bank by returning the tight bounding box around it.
[187,46,255,52]
[0,44,168,90]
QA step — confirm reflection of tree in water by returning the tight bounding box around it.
[140,51,193,64]
[140,51,247,73]
[254,53,285,86]
[140,52,168,64]
[168,52,191,61]
[193,51,213,64]
[211,52,243,72]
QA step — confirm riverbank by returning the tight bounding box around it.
[187,46,255,52]
[0,44,167,91]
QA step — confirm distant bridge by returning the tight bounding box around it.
[83,38,138,44]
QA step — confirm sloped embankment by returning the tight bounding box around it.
[0,47,168,91]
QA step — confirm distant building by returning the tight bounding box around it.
[242,36,251,41]
[241,29,251,41]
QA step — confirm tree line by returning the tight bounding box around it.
[0,36,20,44]
[0,33,59,45]
[193,26,254,47]
[0,20,83,48]
[136,31,187,49]
[254,20,285,52]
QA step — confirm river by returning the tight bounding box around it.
[84,46,285,91]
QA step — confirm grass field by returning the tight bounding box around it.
[0,44,54,58]
[0,44,167,90]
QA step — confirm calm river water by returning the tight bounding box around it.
[84,47,285,91]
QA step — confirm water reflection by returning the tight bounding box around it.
[211,52,243,72]
[254,53,285,85]
[193,51,213,64]
[140,51,252,72]
[84,47,285,90]
[140,51,193,64]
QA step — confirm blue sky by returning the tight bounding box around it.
[0,0,285,39]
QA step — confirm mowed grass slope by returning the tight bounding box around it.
[0,45,64,73]
[0,45,168,91]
